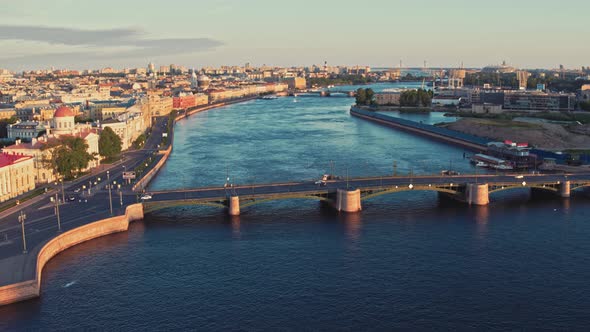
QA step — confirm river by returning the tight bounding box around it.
[1,82,590,330]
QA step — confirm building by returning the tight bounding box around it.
[0,108,16,120]
[2,137,56,184]
[375,92,401,106]
[100,110,146,151]
[285,77,307,90]
[0,152,35,203]
[147,93,174,116]
[472,103,503,114]
[7,121,46,139]
[503,91,575,112]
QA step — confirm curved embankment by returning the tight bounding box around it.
[0,204,144,306]
[350,106,487,151]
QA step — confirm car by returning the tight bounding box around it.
[515,175,524,179]
[68,196,76,201]
[74,188,81,193]
[314,180,327,186]
[140,194,153,200]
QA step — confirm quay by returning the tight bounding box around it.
[350,106,570,163]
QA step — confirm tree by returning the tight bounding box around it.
[43,136,95,179]
[99,126,122,160]
[355,88,367,105]
[365,88,375,105]
[132,133,146,149]
[355,88,375,106]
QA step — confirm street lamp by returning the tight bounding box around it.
[107,171,113,215]
[56,178,65,203]
[118,184,123,206]
[18,211,27,254]
[55,192,61,232]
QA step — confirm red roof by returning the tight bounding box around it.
[54,105,75,117]
[0,152,32,168]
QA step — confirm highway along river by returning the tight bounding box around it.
[2,82,590,330]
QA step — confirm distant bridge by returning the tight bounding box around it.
[292,90,356,98]
[141,173,590,215]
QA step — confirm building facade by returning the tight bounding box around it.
[0,152,35,203]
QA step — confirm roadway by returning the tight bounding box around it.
[0,116,168,283]
[147,172,590,203]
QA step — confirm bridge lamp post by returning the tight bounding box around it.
[522,181,526,186]
[55,192,62,232]
[118,184,123,206]
[18,211,27,254]
[56,178,65,204]
[107,171,113,216]
[409,184,414,190]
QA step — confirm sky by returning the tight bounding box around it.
[0,0,588,71]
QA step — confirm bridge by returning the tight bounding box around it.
[142,173,590,215]
[292,90,356,98]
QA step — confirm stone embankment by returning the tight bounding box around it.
[0,204,144,306]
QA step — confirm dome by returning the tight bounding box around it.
[54,105,75,118]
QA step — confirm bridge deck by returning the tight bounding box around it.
[145,173,590,205]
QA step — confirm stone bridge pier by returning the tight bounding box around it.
[465,183,489,206]
[228,195,240,216]
[334,188,362,213]
[560,181,571,198]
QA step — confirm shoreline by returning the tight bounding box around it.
[0,204,144,306]
[0,97,257,307]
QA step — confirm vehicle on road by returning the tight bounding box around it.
[515,175,524,179]
[314,180,327,186]
[68,196,76,201]
[74,188,81,193]
[140,194,153,200]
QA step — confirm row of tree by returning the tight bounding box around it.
[399,89,433,107]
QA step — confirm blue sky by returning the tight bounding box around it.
[0,0,587,70]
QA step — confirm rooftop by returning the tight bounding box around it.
[0,152,32,168]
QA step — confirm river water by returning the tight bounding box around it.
[2,83,590,330]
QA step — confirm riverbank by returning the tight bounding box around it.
[0,204,144,306]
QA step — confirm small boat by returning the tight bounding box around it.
[475,161,488,167]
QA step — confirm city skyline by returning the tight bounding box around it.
[0,0,588,70]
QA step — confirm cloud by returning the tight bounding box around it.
[0,25,223,69]
[0,25,140,46]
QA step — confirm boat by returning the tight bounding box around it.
[475,161,488,167]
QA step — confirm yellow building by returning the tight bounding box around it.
[0,152,35,203]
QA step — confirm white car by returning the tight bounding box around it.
[514,175,524,179]
[74,188,81,193]
[140,194,152,200]
[314,180,327,186]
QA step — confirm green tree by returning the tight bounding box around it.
[356,88,367,105]
[99,126,122,160]
[365,88,375,105]
[132,133,146,149]
[43,136,95,179]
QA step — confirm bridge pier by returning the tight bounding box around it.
[228,196,240,216]
[560,181,571,198]
[465,183,489,206]
[335,188,362,213]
